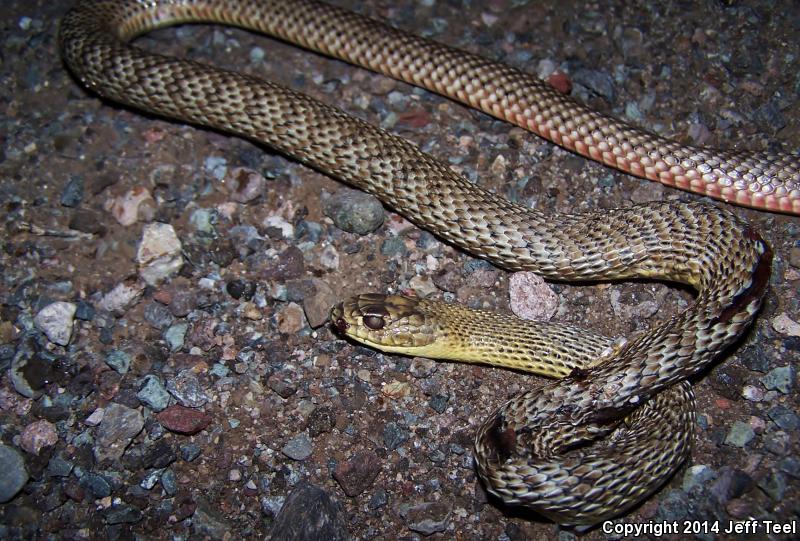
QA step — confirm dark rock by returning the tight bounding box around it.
[179,442,202,462]
[0,444,29,503]
[192,497,231,538]
[74,300,96,321]
[710,364,746,400]
[654,489,689,522]
[269,483,349,541]
[69,209,107,235]
[428,394,448,413]
[268,372,298,398]
[710,468,754,502]
[757,470,786,501]
[382,422,409,450]
[306,406,335,437]
[209,237,236,267]
[760,365,795,394]
[79,472,112,498]
[753,99,787,132]
[380,237,406,257]
[572,68,615,101]
[778,457,800,479]
[143,302,175,330]
[141,440,177,469]
[104,503,143,524]
[168,289,196,317]
[60,175,84,207]
[368,488,388,510]
[282,432,313,461]
[768,405,800,431]
[46,454,74,478]
[323,188,384,235]
[226,279,256,300]
[105,349,131,374]
[136,375,170,411]
[161,468,177,495]
[333,451,382,497]
[262,246,305,281]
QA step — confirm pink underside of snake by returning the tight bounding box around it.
[90,0,800,214]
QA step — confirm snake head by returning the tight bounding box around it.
[330,293,438,353]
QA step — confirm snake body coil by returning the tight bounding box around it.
[60,0,774,525]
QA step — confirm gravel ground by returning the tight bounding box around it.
[1,1,799,540]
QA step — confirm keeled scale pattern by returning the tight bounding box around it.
[60,0,774,525]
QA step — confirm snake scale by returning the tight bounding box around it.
[60,0,778,526]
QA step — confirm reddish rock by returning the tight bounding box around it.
[547,70,572,94]
[333,451,381,497]
[156,405,212,435]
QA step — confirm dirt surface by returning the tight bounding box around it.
[1,0,799,539]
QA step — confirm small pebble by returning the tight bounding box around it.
[60,175,84,207]
[760,365,795,394]
[84,408,105,426]
[99,280,145,315]
[767,406,800,431]
[380,236,406,257]
[323,188,384,235]
[333,451,382,497]
[156,405,212,435]
[74,300,96,321]
[226,279,256,300]
[369,489,388,510]
[282,432,313,461]
[508,272,557,321]
[276,302,305,334]
[164,322,188,352]
[34,301,77,346]
[226,166,266,203]
[95,403,144,462]
[682,464,716,492]
[161,468,178,495]
[143,302,175,330]
[771,313,800,336]
[105,349,131,374]
[136,223,184,285]
[383,422,409,451]
[80,472,112,498]
[137,375,171,411]
[204,156,228,180]
[179,443,202,462]
[103,503,143,525]
[109,187,155,226]
[166,370,209,407]
[189,208,215,235]
[401,501,451,536]
[0,445,29,502]
[724,421,755,448]
[303,279,339,329]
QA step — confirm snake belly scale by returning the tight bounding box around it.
[60,0,774,526]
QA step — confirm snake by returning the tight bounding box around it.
[59,0,776,526]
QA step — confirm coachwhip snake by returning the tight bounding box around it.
[60,0,776,525]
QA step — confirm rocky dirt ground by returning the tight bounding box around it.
[1,0,798,539]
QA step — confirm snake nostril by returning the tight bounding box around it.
[362,315,385,330]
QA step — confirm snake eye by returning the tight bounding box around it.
[362,315,385,330]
